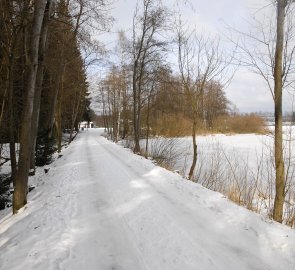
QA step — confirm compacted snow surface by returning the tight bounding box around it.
[0,129,295,270]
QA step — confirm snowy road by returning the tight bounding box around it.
[1,129,295,270]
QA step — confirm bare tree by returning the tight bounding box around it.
[131,0,167,153]
[176,18,234,180]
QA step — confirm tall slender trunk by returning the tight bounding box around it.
[112,94,117,141]
[115,87,122,142]
[103,116,107,132]
[133,115,141,153]
[122,84,128,139]
[0,81,8,128]
[47,62,64,138]
[133,62,141,153]
[122,109,128,139]
[9,143,17,184]
[133,96,139,152]
[69,122,74,143]
[106,115,110,135]
[135,104,141,152]
[116,110,121,143]
[188,115,197,180]
[145,93,151,157]
[13,0,47,214]
[56,96,62,153]
[69,86,83,143]
[107,88,112,138]
[30,0,53,173]
[273,0,287,223]
[102,104,107,132]
[8,54,17,185]
[56,71,64,153]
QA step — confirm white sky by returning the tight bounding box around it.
[92,0,294,113]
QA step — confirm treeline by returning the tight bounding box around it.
[0,0,108,213]
[99,65,265,139]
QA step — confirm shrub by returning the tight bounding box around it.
[151,114,192,137]
[148,137,182,170]
[215,114,266,134]
[149,113,266,136]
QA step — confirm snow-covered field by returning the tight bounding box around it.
[0,129,295,269]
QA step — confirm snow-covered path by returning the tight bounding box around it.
[1,129,295,270]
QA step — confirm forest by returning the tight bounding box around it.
[0,0,109,213]
[0,0,295,226]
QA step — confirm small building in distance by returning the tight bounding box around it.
[79,121,94,129]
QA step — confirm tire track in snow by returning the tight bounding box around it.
[96,137,223,270]
[58,132,150,270]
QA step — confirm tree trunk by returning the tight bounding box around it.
[9,66,17,185]
[188,116,197,181]
[13,0,47,214]
[134,108,141,153]
[8,53,17,185]
[134,119,141,153]
[56,72,64,153]
[116,110,121,143]
[30,0,53,173]
[273,0,287,223]
[69,86,83,143]
[122,86,128,139]
[46,62,64,138]
[145,93,151,157]
[115,86,121,142]
[133,65,141,153]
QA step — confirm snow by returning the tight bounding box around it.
[0,129,295,269]
[141,128,295,182]
[177,133,273,174]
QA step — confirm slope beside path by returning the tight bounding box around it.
[0,129,295,270]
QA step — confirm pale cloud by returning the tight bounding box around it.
[226,68,273,112]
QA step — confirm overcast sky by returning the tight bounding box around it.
[92,0,294,113]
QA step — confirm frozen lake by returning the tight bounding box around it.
[139,126,295,224]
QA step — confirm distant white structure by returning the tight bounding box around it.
[79,121,94,129]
